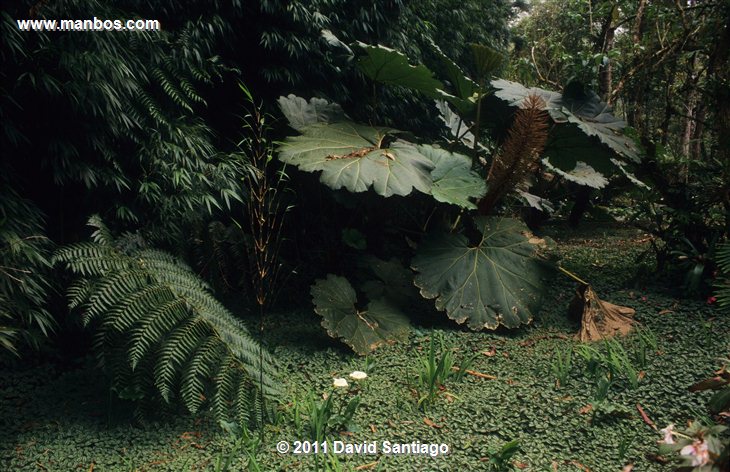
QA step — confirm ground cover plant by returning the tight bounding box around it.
[2,0,729,471]
[2,228,729,471]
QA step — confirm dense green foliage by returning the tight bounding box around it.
[1,0,728,469]
[0,184,54,354]
[1,0,253,362]
[511,0,730,298]
[276,35,640,353]
[2,2,245,239]
[54,217,279,424]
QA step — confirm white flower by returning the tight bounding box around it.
[333,377,349,388]
[680,439,710,467]
[659,424,675,444]
[349,371,368,380]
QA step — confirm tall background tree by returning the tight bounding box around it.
[511,0,729,288]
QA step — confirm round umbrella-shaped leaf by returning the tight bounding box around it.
[311,275,410,355]
[353,42,443,98]
[412,217,549,330]
[278,121,434,197]
[417,144,487,209]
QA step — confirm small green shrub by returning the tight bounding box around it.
[632,326,658,368]
[577,338,641,390]
[550,345,573,388]
[416,333,457,409]
[486,439,521,472]
[305,389,361,442]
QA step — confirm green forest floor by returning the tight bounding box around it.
[1,224,728,471]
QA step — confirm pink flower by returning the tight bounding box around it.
[659,424,675,444]
[680,439,710,467]
[707,296,717,305]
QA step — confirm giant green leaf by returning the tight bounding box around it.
[434,100,476,148]
[358,256,418,307]
[560,82,640,163]
[542,159,608,189]
[412,217,549,330]
[430,42,477,113]
[542,122,619,175]
[353,42,444,97]
[489,79,640,172]
[471,43,506,82]
[311,275,410,355]
[417,144,486,209]
[491,79,563,113]
[278,121,434,197]
[277,95,347,132]
[432,42,476,102]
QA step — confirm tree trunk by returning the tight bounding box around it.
[625,0,648,135]
[691,101,705,161]
[680,55,700,159]
[707,4,730,235]
[595,4,616,102]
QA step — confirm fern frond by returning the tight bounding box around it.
[154,317,210,401]
[181,336,224,413]
[56,218,280,427]
[67,279,94,310]
[716,242,730,272]
[87,214,114,246]
[212,355,238,420]
[714,242,730,312]
[127,298,188,369]
[53,243,128,277]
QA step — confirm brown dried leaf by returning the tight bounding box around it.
[423,417,443,429]
[688,376,730,392]
[483,347,497,357]
[355,462,379,470]
[571,460,591,471]
[579,404,593,415]
[636,403,656,430]
[451,366,497,379]
[571,285,635,342]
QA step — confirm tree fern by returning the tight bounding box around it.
[54,217,280,425]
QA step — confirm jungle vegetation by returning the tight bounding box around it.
[1,0,729,470]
